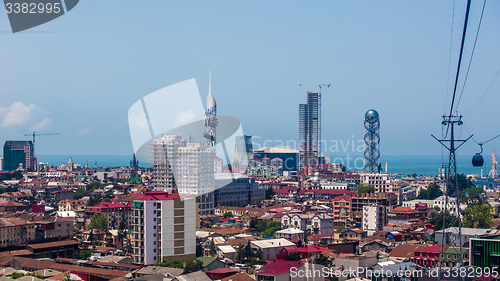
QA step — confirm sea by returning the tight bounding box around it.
[35,154,492,177]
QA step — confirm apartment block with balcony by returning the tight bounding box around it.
[131,191,197,266]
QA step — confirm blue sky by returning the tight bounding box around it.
[0,0,499,158]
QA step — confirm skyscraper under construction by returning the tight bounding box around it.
[299,91,319,168]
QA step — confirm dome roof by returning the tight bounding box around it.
[365,109,379,119]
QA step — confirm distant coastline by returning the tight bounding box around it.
[32,154,490,177]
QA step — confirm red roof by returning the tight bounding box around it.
[138,190,180,201]
[415,245,447,254]
[219,217,242,223]
[259,260,302,275]
[332,195,352,201]
[297,189,355,195]
[293,245,331,253]
[207,268,237,274]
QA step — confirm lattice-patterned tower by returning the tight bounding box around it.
[364,109,380,173]
[204,71,217,148]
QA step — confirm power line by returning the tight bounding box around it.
[456,0,487,111]
[444,0,456,115]
[463,67,500,115]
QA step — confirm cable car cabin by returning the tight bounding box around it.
[472,153,484,167]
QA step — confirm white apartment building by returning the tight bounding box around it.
[362,173,402,203]
[153,135,215,215]
[132,191,197,265]
[362,204,386,232]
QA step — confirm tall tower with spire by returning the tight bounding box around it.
[203,71,217,148]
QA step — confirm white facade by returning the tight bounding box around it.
[214,158,223,173]
[153,135,215,214]
[362,205,385,231]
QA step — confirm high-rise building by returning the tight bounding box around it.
[203,71,217,148]
[270,157,283,177]
[364,109,380,173]
[214,157,223,173]
[299,92,319,168]
[3,140,35,171]
[233,135,253,173]
[131,191,197,265]
[153,135,185,193]
[153,135,215,215]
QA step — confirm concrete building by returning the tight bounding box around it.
[249,238,295,261]
[281,214,334,235]
[435,227,500,247]
[153,135,215,215]
[0,218,35,247]
[299,91,320,168]
[270,157,283,177]
[254,146,300,172]
[3,140,35,171]
[362,205,386,231]
[351,192,398,227]
[214,176,264,207]
[275,228,304,241]
[85,201,133,229]
[131,191,197,265]
[57,199,86,212]
[362,173,402,202]
[214,157,223,173]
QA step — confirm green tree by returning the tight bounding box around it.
[265,188,276,200]
[223,211,234,219]
[403,233,412,241]
[288,252,301,261]
[74,188,90,199]
[314,253,330,267]
[357,185,375,195]
[460,187,487,207]
[102,197,111,203]
[462,204,493,228]
[428,210,458,231]
[81,247,93,259]
[447,174,474,196]
[255,249,263,262]
[416,184,443,200]
[87,194,102,207]
[10,273,24,279]
[209,239,216,257]
[87,213,109,231]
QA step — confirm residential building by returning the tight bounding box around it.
[441,246,469,267]
[386,206,427,225]
[214,176,264,207]
[58,199,86,212]
[332,195,351,225]
[351,192,398,227]
[270,157,283,177]
[250,239,296,261]
[0,218,35,247]
[253,146,300,172]
[214,157,223,173]
[362,173,401,202]
[131,191,197,265]
[469,235,500,268]
[33,217,74,240]
[299,91,320,168]
[281,213,334,235]
[153,135,215,215]
[275,228,304,241]
[85,201,133,229]
[410,246,445,268]
[362,204,386,231]
[435,227,500,247]
[3,140,35,171]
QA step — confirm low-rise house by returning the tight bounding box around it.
[387,243,429,261]
[0,201,30,212]
[435,227,500,247]
[275,228,304,241]
[216,245,236,261]
[441,246,469,267]
[194,257,226,272]
[410,245,446,268]
[33,217,74,240]
[57,199,86,212]
[256,260,324,281]
[332,255,378,277]
[250,238,296,261]
[281,213,334,234]
[85,201,133,229]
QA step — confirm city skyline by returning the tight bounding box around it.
[1,1,500,157]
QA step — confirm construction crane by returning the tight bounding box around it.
[24,131,61,157]
[288,83,331,167]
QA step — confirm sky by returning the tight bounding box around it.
[0,0,500,159]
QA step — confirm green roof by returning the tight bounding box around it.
[194,257,217,267]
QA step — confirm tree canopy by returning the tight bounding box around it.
[222,211,234,219]
[428,210,458,231]
[462,204,493,229]
[357,185,375,195]
[87,213,109,231]
[416,184,442,200]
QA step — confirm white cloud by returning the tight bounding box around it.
[32,117,53,130]
[173,109,196,127]
[0,102,52,131]
[78,128,90,135]
[128,112,149,129]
